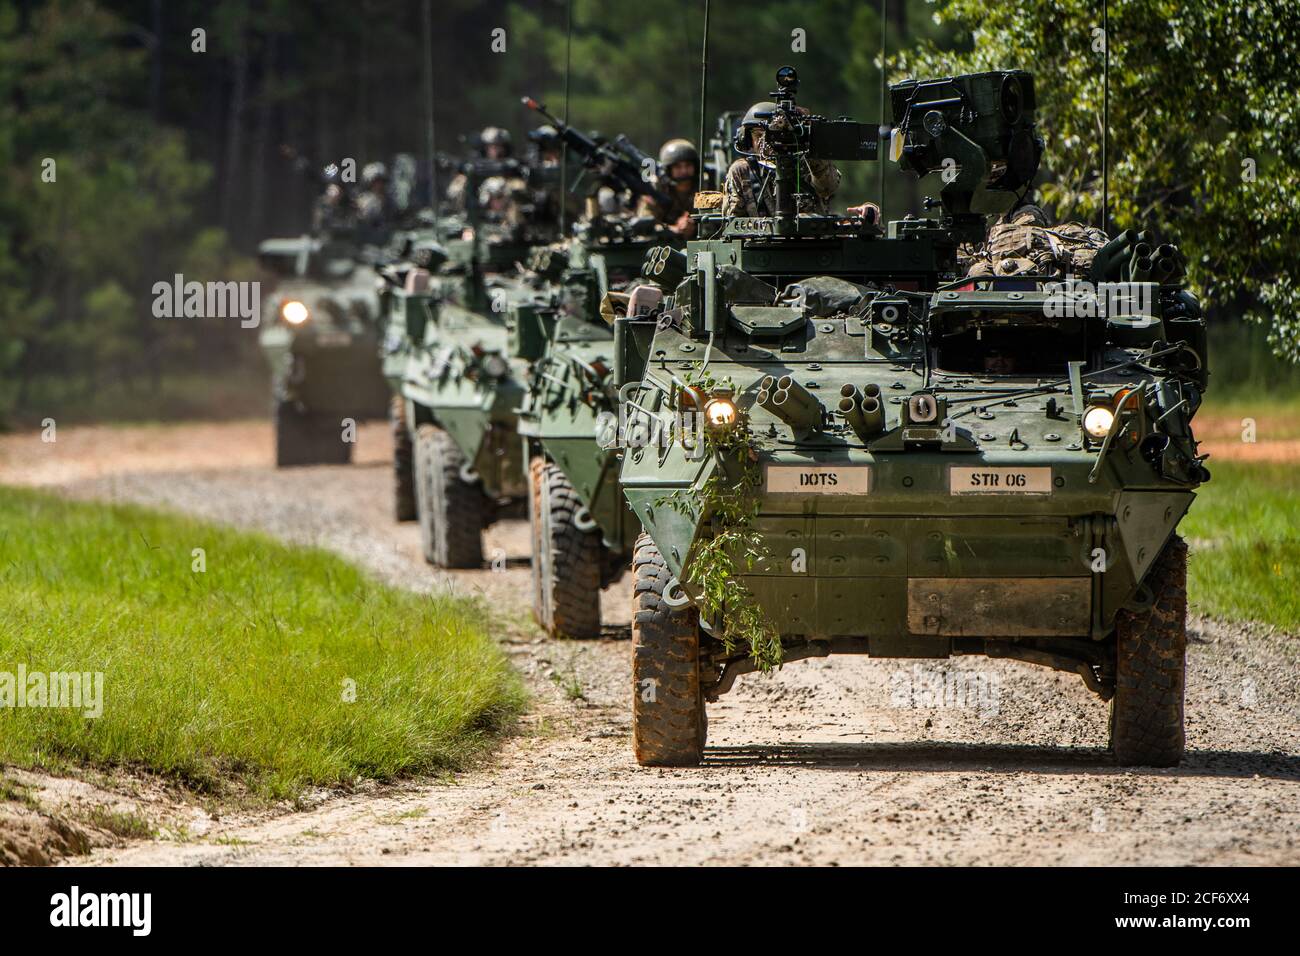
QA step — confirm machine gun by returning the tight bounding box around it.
[521,97,673,209]
[734,67,878,222]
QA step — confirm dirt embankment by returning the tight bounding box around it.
[1,422,1296,866]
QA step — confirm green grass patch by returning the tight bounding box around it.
[0,489,524,800]
[1182,461,1300,631]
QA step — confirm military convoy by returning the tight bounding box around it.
[269,64,1208,770]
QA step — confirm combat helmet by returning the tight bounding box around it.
[658,138,699,179]
[480,126,513,156]
[733,102,777,151]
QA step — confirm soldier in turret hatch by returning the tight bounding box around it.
[447,126,516,211]
[354,162,396,227]
[637,138,701,238]
[723,101,879,223]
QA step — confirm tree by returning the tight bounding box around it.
[902,0,1300,360]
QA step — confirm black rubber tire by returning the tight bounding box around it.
[527,456,549,630]
[414,423,484,568]
[391,397,417,522]
[536,462,602,640]
[1109,534,1188,767]
[274,399,352,467]
[631,533,706,766]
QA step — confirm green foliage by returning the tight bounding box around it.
[661,372,783,672]
[904,0,1300,360]
[0,0,246,423]
[0,489,525,799]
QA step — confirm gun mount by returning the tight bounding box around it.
[889,71,1044,243]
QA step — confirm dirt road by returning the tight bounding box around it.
[2,422,1297,865]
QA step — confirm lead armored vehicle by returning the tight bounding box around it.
[615,68,1209,767]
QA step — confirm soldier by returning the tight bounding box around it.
[312,181,352,234]
[354,162,396,227]
[637,139,700,238]
[529,124,584,225]
[447,126,517,211]
[722,101,880,223]
[479,126,513,161]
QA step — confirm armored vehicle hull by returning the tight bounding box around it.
[385,242,540,568]
[258,236,390,467]
[518,235,666,638]
[618,231,1206,769]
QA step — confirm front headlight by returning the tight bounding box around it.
[481,354,509,379]
[704,397,738,428]
[281,300,310,325]
[1082,404,1116,439]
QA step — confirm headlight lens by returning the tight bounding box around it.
[281,300,310,325]
[704,397,738,428]
[1083,404,1116,439]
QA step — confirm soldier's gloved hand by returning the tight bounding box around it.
[846,201,881,225]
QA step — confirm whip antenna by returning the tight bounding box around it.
[560,0,573,235]
[698,0,710,193]
[878,0,887,219]
[1102,0,1109,230]
[422,0,437,229]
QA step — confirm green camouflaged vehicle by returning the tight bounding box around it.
[259,235,391,466]
[381,161,559,567]
[614,69,1209,768]
[517,217,682,638]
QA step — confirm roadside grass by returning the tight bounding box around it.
[1182,461,1299,631]
[0,488,525,801]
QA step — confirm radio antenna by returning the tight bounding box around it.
[698,0,711,193]
[1102,0,1109,230]
[878,0,887,219]
[421,0,437,230]
[560,0,573,235]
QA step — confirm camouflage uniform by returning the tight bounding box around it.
[636,186,695,225]
[961,205,1108,278]
[722,156,841,217]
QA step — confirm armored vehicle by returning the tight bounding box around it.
[259,235,390,466]
[384,156,558,567]
[615,68,1209,768]
[513,109,692,638]
[518,216,682,639]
